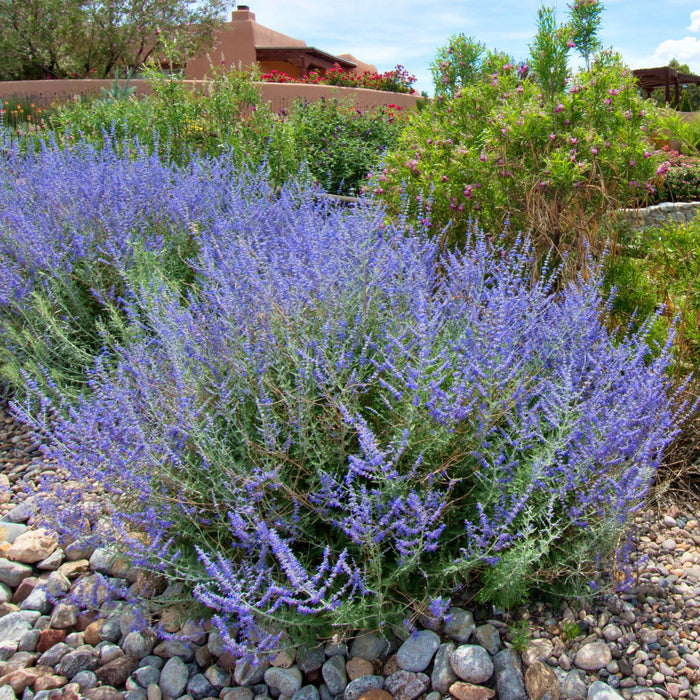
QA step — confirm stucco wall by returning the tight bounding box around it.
[0,79,423,112]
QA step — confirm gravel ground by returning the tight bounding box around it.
[1,400,700,700]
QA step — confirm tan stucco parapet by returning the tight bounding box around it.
[0,79,423,112]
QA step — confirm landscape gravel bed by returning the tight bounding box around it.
[1,402,699,700]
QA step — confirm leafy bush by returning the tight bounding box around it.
[657,163,700,202]
[14,162,681,656]
[43,65,274,165]
[378,50,660,265]
[278,98,406,195]
[608,218,700,374]
[17,69,404,196]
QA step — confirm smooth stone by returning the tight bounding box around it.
[6,529,58,564]
[587,681,623,700]
[185,673,216,700]
[57,647,99,679]
[84,688,124,700]
[493,649,527,700]
[431,642,457,694]
[222,689,255,700]
[291,686,320,700]
[72,670,99,690]
[349,634,389,662]
[574,643,612,672]
[0,524,28,544]
[132,666,161,689]
[321,656,347,695]
[19,587,51,615]
[0,687,15,700]
[444,608,476,644]
[297,646,325,674]
[36,549,64,571]
[234,658,270,686]
[89,549,119,576]
[0,560,33,588]
[448,682,496,700]
[49,603,78,630]
[345,657,374,681]
[152,640,194,663]
[354,691,392,700]
[264,666,303,697]
[18,629,40,653]
[37,642,72,667]
[2,500,35,524]
[0,614,32,643]
[396,630,440,673]
[98,618,123,644]
[522,640,554,667]
[122,631,156,660]
[558,669,587,700]
[474,625,501,655]
[383,670,429,700]
[343,675,384,700]
[203,665,231,690]
[0,583,11,604]
[159,657,189,698]
[207,630,226,658]
[524,661,560,700]
[450,645,494,684]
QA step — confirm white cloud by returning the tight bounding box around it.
[651,36,700,68]
[689,9,700,32]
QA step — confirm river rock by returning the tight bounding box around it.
[493,649,527,700]
[444,608,476,644]
[0,559,33,588]
[96,656,139,687]
[350,634,389,662]
[159,656,189,698]
[396,630,440,672]
[448,682,496,700]
[6,529,58,564]
[343,675,384,700]
[524,661,560,700]
[574,643,611,672]
[264,665,303,697]
[450,645,494,684]
[431,642,457,694]
[587,681,624,700]
[383,670,430,700]
[321,655,347,695]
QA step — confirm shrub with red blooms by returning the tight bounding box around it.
[8,144,684,657]
[261,63,416,94]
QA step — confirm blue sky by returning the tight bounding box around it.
[245,0,700,94]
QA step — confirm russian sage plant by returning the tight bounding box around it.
[15,168,680,657]
[0,136,264,395]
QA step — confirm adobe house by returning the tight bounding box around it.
[185,5,377,80]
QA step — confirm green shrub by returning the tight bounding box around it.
[607,219,700,375]
[378,47,660,267]
[279,98,406,195]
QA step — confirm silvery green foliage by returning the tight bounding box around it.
[8,142,681,658]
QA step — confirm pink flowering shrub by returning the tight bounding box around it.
[378,50,661,262]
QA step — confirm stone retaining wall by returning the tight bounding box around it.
[618,201,700,230]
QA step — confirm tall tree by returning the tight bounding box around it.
[0,0,230,80]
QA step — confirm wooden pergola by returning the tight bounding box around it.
[633,66,700,108]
